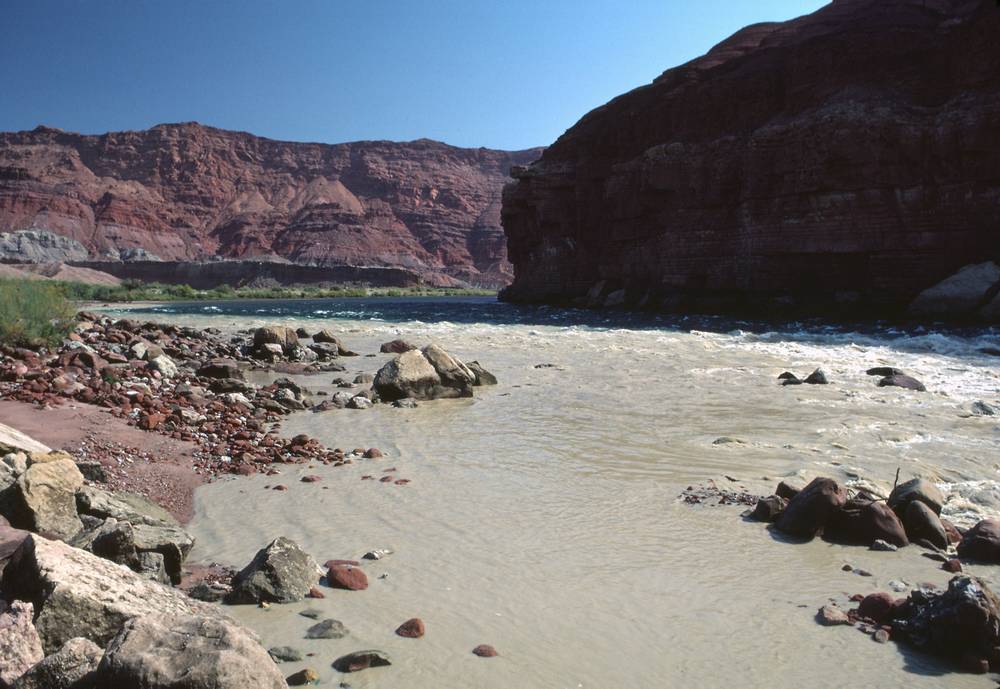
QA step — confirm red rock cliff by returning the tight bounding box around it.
[501,0,1000,316]
[0,123,542,287]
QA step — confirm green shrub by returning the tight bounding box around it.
[0,278,77,347]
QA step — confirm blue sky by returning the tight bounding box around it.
[1,0,826,150]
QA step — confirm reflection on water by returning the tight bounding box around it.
[115,298,1000,689]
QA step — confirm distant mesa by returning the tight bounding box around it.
[0,123,543,289]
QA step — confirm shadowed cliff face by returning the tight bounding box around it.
[501,0,1000,316]
[0,123,542,287]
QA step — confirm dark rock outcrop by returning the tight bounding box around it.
[0,123,542,288]
[501,0,1000,320]
[774,477,847,538]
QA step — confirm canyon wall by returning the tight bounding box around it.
[0,123,542,287]
[501,0,1000,318]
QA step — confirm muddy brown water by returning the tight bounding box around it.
[111,302,1000,688]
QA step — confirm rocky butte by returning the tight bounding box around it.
[501,0,1000,320]
[0,123,542,288]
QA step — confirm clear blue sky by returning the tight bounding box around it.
[1,0,826,150]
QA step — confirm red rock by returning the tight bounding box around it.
[363,448,383,459]
[301,475,321,483]
[394,479,410,486]
[942,558,963,573]
[272,485,288,491]
[500,1,1000,320]
[0,124,541,288]
[138,413,165,431]
[306,587,325,599]
[857,592,895,625]
[472,644,497,658]
[324,559,360,568]
[379,476,393,483]
[326,564,368,591]
[395,618,425,638]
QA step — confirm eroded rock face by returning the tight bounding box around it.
[95,613,285,689]
[500,0,1000,320]
[11,636,103,689]
[0,124,541,288]
[227,537,321,604]
[0,600,44,687]
[1,535,228,653]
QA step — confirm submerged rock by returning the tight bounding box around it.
[804,368,829,385]
[333,650,391,673]
[95,613,285,689]
[227,537,322,604]
[305,618,349,640]
[878,374,926,392]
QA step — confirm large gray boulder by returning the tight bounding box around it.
[76,487,193,584]
[0,535,228,653]
[888,477,944,516]
[422,344,475,396]
[253,326,298,354]
[7,458,84,540]
[373,345,478,401]
[909,261,1000,318]
[11,637,103,689]
[95,613,285,689]
[0,600,44,687]
[227,537,321,604]
[373,349,442,402]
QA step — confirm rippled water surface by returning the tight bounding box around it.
[120,297,1000,689]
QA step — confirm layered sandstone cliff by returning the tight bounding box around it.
[0,123,541,287]
[501,0,1000,318]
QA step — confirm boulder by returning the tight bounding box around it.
[0,601,44,687]
[312,329,341,345]
[775,478,804,500]
[95,613,285,689]
[196,359,244,380]
[1,535,228,653]
[749,495,786,522]
[11,637,103,689]
[957,519,1000,563]
[422,344,475,396]
[333,650,391,673]
[888,478,944,516]
[227,537,321,604]
[7,458,84,540]
[825,498,908,547]
[903,501,949,550]
[467,361,498,386]
[253,326,298,353]
[380,339,416,354]
[0,523,29,577]
[909,262,1000,318]
[774,477,847,538]
[893,576,1000,669]
[70,517,138,567]
[76,487,193,585]
[372,349,442,402]
[878,374,926,392]
[0,423,50,456]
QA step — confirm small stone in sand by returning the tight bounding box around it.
[306,618,349,640]
[287,668,319,686]
[269,646,303,662]
[300,609,322,620]
[472,644,498,657]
